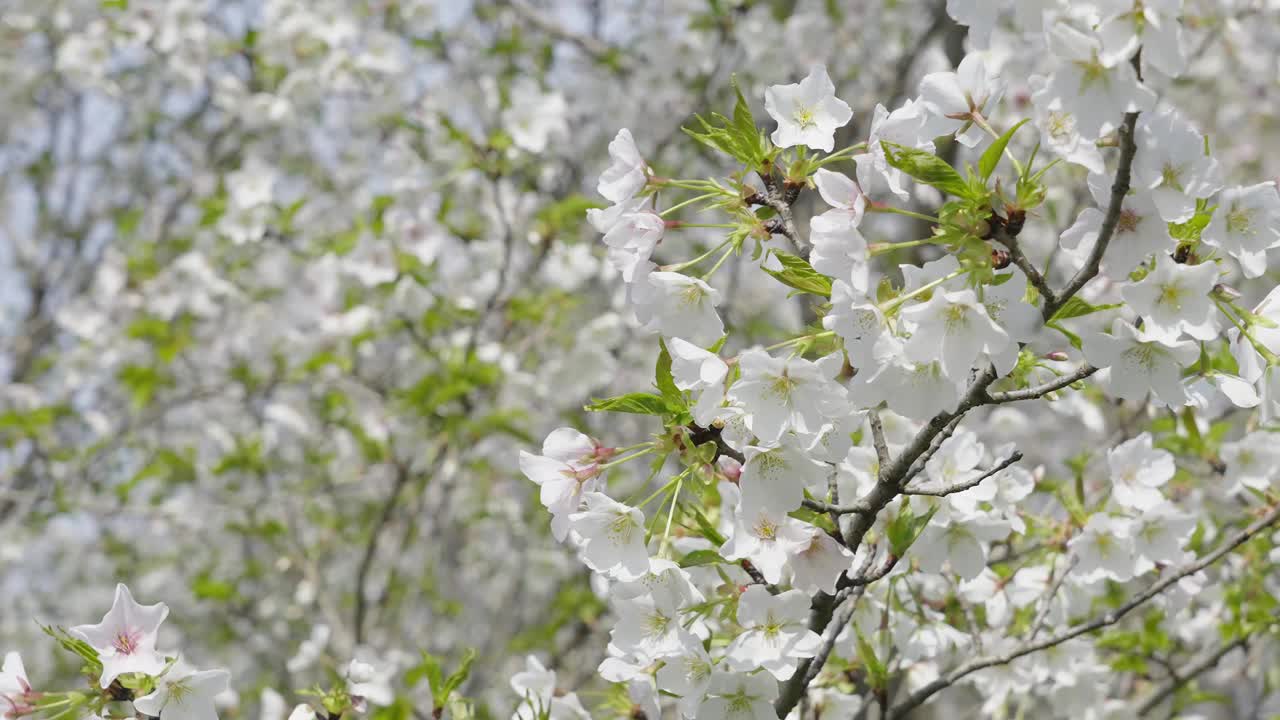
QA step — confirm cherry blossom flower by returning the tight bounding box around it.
[511,656,590,720]
[855,100,942,201]
[738,440,830,515]
[823,281,892,367]
[610,591,686,659]
[725,586,823,680]
[764,65,852,152]
[503,79,569,154]
[633,271,724,346]
[598,128,649,204]
[787,525,855,595]
[1106,433,1175,511]
[1133,108,1224,223]
[695,671,778,720]
[655,631,716,718]
[1094,0,1187,77]
[1120,253,1219,343]
[667,337,729,425]
[727,349,847,444]
[1131,502,1195,571]
[918,52,1005,147]
[1201,183,1280,278]
[851,358,964,421]
[0,653,34,719]
[1060,177,1171,274]
[720,505,811,585]
[569,493,650,580]
[1227,285,1280,384]
[520,428,604,541]
[809,214,870,293]
[813,168,867,228]
[597,207,665,283]
[1041,22,1156,141]
[70,584,170,688]
[1069,514,1136,582]
[132,664,231,720]
[901,288,1012,380]
[1082,319,1198,407]
[912,505,1011,580]
[960,566,1051,627]
[1029,74,1106,174]
[1221,432,1280,491]
[345,657,395,710]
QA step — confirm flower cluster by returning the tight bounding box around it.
[520,2,1280,718]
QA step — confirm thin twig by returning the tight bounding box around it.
[1041,109,1140,321]
[984,365,1099,404]
[887,503,1280,718]
[869,409,891,469]
[902,451,1023,497]
[508,0,625,67]
[1136,637,1249,716]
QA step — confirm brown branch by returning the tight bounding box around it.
[1136,637,1249,716]
[1041,109,1140,321]
[984,365,1099,404]
[902,451,1023,497]
[508,0,625,67]
[887,503,1280,718]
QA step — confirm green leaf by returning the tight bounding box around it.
[406,652,445,697]
[656,340,682,407]
[1169,203,1215,242]
[1048,296,1123,323]
[880,141,971,198]
[585,392,670,415]
[688,506,727,546]
[980,119,1029,181]
[682,77,770,166]
[440,648,477,703]
[679,549,727,568]
[854,628,887,688]
[1047,321,1084,351]
[886,502,937,557]
[763,251,832,297]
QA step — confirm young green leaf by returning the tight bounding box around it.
[879,141,971,199]
[763,251,833,297]
[585,392,670,415]
[979,118,1029,181]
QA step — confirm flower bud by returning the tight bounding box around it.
[1212,283,1242,301]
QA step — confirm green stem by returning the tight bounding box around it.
[880,268,967,313]
[598,446,656,470]
[658,476,685,557]
[661,192,723,217]
[872,205,942,224]
[765,330,835,352]
[869,238,935,256]
[972,113,1026,177]
[664,238,733,273]
[814,142,869,167]
[636,468,690,510]
[700,241,739,280]
[1215,299,1280,364]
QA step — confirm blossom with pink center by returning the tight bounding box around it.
[69,584,170,688]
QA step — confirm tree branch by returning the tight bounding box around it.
[868,409,891,469]
[887,503,1280,718]
[902,451,1023,497]
[1041,110,1139,321]
[983,365,1098,404]
[1136,637,1249,716]
[508,0,625,67]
